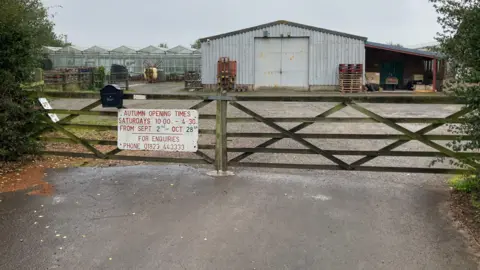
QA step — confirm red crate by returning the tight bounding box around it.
[340,63,363,73]
[217,57,237,77]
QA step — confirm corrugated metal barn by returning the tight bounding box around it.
[200,20,367,90]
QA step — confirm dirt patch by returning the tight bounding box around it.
[0,156,98,195]
[450,191,480,252]
[0,154,147,196]
[1,159,55,195]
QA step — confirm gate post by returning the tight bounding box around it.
[215,92,228,172]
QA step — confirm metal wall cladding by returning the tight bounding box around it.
[201,24,365,86]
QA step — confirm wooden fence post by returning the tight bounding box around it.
[215,92,228,172]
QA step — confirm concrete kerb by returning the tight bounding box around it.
[206,170,235,177]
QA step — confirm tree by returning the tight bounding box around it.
[191,39,201,50]
[0,0,62,161]
[43,5,71,47]
[431,0,480,71]
[429,0,480,175]
[159,43,168,49]
[47,33,71,47]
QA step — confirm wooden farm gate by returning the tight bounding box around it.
[34,91,475,174]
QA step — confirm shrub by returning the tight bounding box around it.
[449,175,480,193]
[0,90,44,161]
[91,66,106,89]
[0,0,64,161]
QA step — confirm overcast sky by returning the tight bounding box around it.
[42,0,441,49]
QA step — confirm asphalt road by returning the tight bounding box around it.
[0,165,477,269]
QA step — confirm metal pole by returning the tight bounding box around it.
[215,91,228,172]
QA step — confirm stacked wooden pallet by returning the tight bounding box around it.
[184,71,202,89]
[44,68,93,86]
[339,64,364,93]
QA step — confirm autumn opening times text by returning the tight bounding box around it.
[120,109,192,118]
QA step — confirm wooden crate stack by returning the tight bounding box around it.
[339,64,364,93]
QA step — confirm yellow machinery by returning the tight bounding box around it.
[144,67,158,83]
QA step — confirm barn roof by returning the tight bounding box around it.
[199,20,368,42]
[366,41,443,59]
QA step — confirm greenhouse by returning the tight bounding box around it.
[43,45,201,76]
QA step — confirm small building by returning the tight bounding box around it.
[200,20,367,90]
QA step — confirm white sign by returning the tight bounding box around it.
[38,98,60,123]
[133,94,146,100]
[117,109,199,152]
